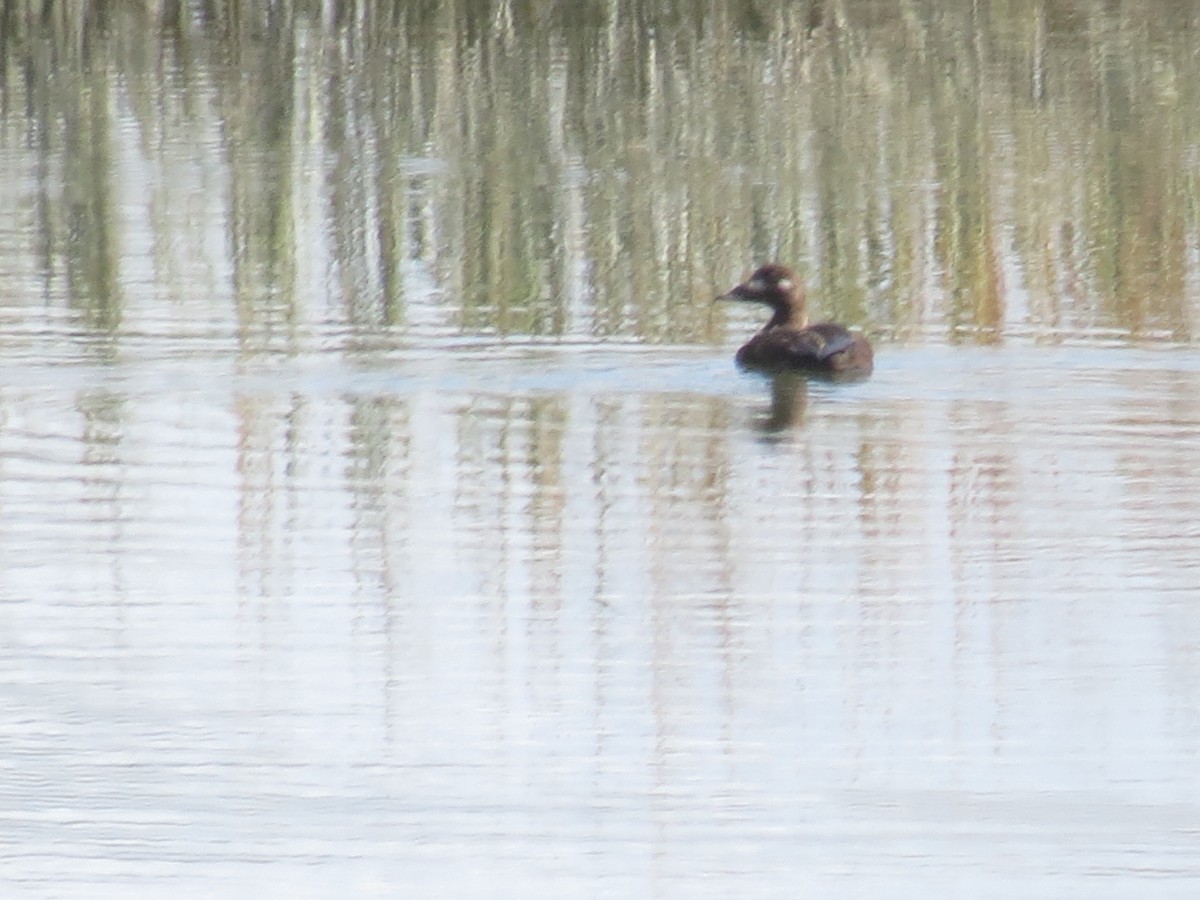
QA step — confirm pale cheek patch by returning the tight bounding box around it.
[777,278,793,291]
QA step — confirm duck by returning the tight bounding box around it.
[718,263,873,379]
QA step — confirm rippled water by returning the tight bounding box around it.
[3,2,1200,897]
[3,328,1199,897]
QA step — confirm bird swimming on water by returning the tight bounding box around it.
[718,263,873,380]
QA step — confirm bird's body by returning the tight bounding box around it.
[719,264,873,379]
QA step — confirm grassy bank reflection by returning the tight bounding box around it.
[0,0,1196,349]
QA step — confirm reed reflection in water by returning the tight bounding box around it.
[0,0,1198,896]
[2,345,1199,896]
[2,0,1198,346]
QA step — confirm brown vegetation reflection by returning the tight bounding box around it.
[1,0,1197,346]
[1,0,1199,672]
[1,9,1200,886]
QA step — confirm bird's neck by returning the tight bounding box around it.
[766,297,808,329]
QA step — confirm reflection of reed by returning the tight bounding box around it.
[0,0,1197,346]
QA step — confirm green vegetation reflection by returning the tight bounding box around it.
[0,0,1196,346]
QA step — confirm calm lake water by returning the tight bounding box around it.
[2,2,1199,897]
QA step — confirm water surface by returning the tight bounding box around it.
[1,2,1199,897]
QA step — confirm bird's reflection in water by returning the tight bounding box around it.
[758,372,810,433]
